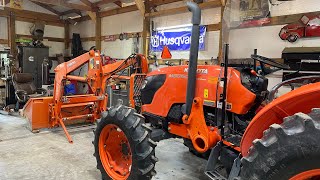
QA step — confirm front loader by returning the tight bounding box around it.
[23,51,149,143]
[93,1,320,180]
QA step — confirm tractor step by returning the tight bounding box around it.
[205,170,227,180]
[205,141,227,180]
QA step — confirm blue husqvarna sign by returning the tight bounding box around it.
[150,26,206,52]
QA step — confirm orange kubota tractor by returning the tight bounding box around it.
[23,50,148,143]
[93,1,320,180]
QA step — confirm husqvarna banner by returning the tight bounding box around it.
[150,26,206,52]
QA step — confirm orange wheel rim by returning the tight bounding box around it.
[290,169,320,180]
[99,124,132,179]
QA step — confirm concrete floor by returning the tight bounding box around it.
[0,114,209,180]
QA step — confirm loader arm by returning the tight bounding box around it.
[25,49,148,143]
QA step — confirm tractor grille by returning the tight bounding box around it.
[133,74,146,109]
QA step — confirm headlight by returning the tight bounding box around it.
[280,28,287,34]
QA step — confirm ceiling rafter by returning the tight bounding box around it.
[80,0,99,11]
[32,1,62,15]
[29,0,92,11]
[113,1,122,7]
[74,0,189,22]
[134,0,145,16]
[145,0,222,17]
[80,0,93,7]
[93,0,118,7]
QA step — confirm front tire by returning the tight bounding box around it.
[240,109,320,180]
[287,34,298,42]
[94,106,157,180]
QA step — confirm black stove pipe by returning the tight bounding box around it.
[185,2,201,116]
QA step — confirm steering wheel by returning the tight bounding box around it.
[90,46,96,51]
[251,54,290,70]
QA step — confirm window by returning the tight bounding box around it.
[308,18,320,26]
[301,15,310,25]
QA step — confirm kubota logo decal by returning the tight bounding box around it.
[184,68,208,74]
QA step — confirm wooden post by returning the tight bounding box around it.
[218,5,225,64]
[7,17,10,47]
[95,13,101,50]
[9,11,16,56]
[142,17,150,57]
[64,21,70,50]
[142,0,150,57]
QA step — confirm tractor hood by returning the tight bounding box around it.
[146,65,222,77]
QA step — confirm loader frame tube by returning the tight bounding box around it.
[186,2,201,116]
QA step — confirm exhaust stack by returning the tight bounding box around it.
[185,2,201,116]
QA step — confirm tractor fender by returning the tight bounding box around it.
[241,82,320,156]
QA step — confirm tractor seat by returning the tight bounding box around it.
[12,73,47,106]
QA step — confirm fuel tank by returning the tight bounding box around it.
[141,65,256,117]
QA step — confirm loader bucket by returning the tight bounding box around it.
[23,97,53,131]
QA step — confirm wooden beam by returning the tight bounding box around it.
[143,0,151,56]
[95,14,101,50]
[145,0,222,17]
[2,7,60,21]
[32,2,61,15]
[135,0,145,16]
[16,34,65,42]
[80,0,99,11]
[80,0,93,7]
[150,0,182,6]
[60,9,82,16]
[94,0,117,7]
[15,16,64,27]
[218,6,224,63]
[0,39,8,44]
[78,22,218,43]
[75,0,184,22]
[0,7,64,26]
[113,1,122,7]
[64,22,69,49]
[9,12,16,56]
[80,37,96,42]
[87,11,97,22]
[0,9,9,17]
[99,5,138,17]
[29,0,92,11]
[206,23,220,31]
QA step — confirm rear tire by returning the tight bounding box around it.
[94,106,157,180]
[240,109,320,180]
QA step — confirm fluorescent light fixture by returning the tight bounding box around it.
[69,15,82,20]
